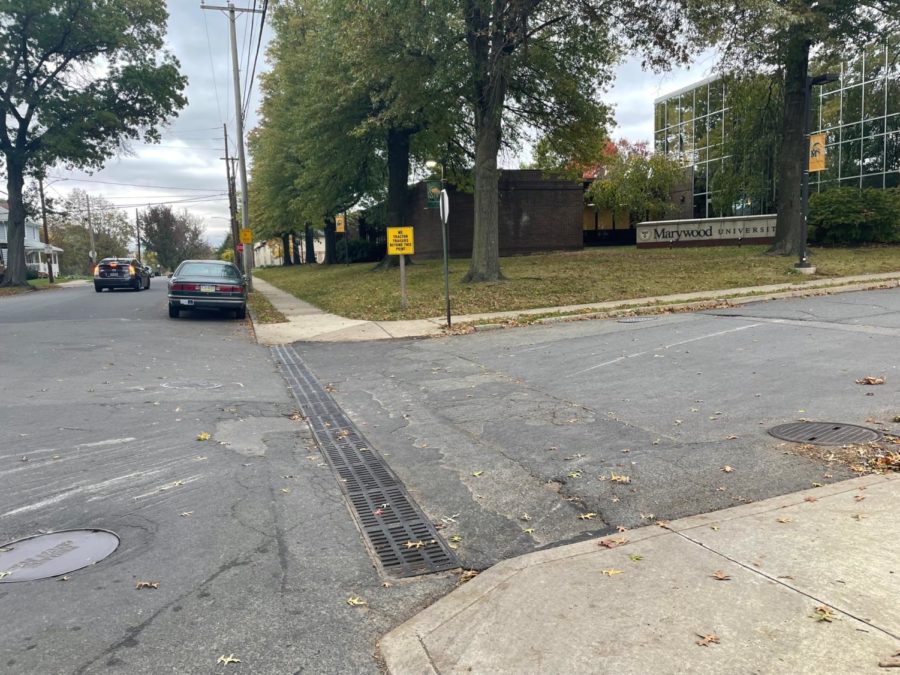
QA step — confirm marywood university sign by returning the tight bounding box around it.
[636,214,777,248]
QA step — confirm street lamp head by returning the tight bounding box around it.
[811,72,840,87]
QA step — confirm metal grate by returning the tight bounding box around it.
[768,421,881,445]
[617,316,658,323]
[272,345,457,578]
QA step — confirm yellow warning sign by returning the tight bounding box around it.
[387,227,414,255]
[809,133,827,173]
[239,228,253,244]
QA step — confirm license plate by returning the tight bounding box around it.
[200,285,215,293]
[180,299,194,306]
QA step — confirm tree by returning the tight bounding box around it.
[0,0,186,287]
[139,206,212,270]
[47,190,132,275]
[691,0,900,255]
[586,140,686,224]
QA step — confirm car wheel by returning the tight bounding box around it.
[235,306,247,320]
[94,284,102,293]
[133,278,141,291]
[168,304,179,318]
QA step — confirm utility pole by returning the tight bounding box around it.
[222,124,241,271]
[86,195,96,272]
[37,177,54,284]
[135,209,141,260]
[201,1,262,289]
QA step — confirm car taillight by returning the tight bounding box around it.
[217,285,242,293]
[129,265,136,275]
[93,266,101,277]
[171,283,199,292]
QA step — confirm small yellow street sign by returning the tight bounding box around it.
[387,227,414,255]
[335,214,346,233]
[239,228,253,244]
[809,133,827,172]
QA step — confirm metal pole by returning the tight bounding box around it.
[38,177,54,284]
[223,124,241,271]
[135,208,141,261]
[86,195,96,272]
[440,165,451,328]
[399,254,407,309]
[798,77,812,269]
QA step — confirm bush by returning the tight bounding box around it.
[808,187,900,245]
[26,267,39,280]
[335,239,385,263]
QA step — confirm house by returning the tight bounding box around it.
[0,202,63,277]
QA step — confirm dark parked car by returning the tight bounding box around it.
[167,260,247,319]
[94,257,151,292]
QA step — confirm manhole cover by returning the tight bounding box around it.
[617,316,657,323]
[161,380,222,390]
[768,421,881,445]
[0,529,120,582]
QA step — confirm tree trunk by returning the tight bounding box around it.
[292,231,301,264]
[1,156,30,287]
[304,224,316,263]
[324,218,336,264]
[281,232,293,265]
[771,31,810,256]
[374,127,414,271]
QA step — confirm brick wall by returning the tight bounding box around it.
[404,170,584,259]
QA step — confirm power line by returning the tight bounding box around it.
[243,0,268,118]
[203,10,225,125]
[49,176,225,191]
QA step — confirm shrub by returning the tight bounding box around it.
[335,239,385,263]
[26,267,40,280]
[808,187,900,245]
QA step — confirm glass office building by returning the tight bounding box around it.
[655,41,900,219]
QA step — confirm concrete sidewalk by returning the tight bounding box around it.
[380,473,900,674]
[250,272,900,344]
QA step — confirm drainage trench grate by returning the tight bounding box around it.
[617,316,658,323]
[272,345,458,578]
[768,421,881,445]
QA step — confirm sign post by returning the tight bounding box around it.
[387,227,414,309]
[439,189,451,328]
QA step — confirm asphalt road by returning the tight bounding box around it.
[2,282,898,674]
[0,283,451,675]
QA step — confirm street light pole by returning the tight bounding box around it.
[797,72,840,273]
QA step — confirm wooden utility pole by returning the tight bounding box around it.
[37,177,54,283]
[223,124,241,271]
[135,208,141,260]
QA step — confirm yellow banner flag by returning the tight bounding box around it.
[809,133,827,172]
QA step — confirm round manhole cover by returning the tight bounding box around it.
[768,421,881,445]
[161,380,222,390]
[0,529,120,582]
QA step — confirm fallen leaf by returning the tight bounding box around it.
[711,570,731,581]
[852,513,867,521]
[382,580,393,588]
[578,512,597,520]
[722,466,735,473]
[280,488,290,494]
[448,543,459,550]
[0,571,12,579]
[58,576,69,581]
[610,473,631,484]
[0,547,12,552]
[812,482,823,487]
[346,596,367,606]
[710,525,720,531]
[726,435,738,440]
[696,633,720,647]
[616,525,628,533]
[598,537,628,549]
[217,654,241,665]
[804,496,818,503]
[811,605,836,622]
[405,540,425,550]
[600,568,623,576]
[449,535,462,543]
[196,432,210,441]
[471,471,483,477]
[854,495,866,502]
[629,554,643,561]
[373,508,385,516]
[639,513,655,521]
[523,528,535,535]
[180,511,193,517]
[458,570,479,585]
[568,471,582,479]
[135,580,160,590]
[856,376,885,385]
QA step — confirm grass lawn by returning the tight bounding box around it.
[254,245,900,322]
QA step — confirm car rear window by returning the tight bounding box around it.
[178,263,241,278]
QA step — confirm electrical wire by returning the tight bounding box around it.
[48,177,224,191]
[240,0,258,116]
[242,0,268,119]
[203,10,226,125]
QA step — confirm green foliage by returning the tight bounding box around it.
[47,190,132,276]
[25,267,39,280]
[808,188,900,245]
[586,140,686,224]
[139,206,212,269]
[335,239,385,264]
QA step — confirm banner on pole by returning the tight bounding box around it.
[809,133,827,172]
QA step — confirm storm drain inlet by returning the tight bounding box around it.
[272,345,458,578]
[0,529,120,582]
[768,421,881,445]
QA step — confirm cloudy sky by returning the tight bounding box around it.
[45,2,718,248]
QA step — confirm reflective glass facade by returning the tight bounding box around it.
[655,41,900,219]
